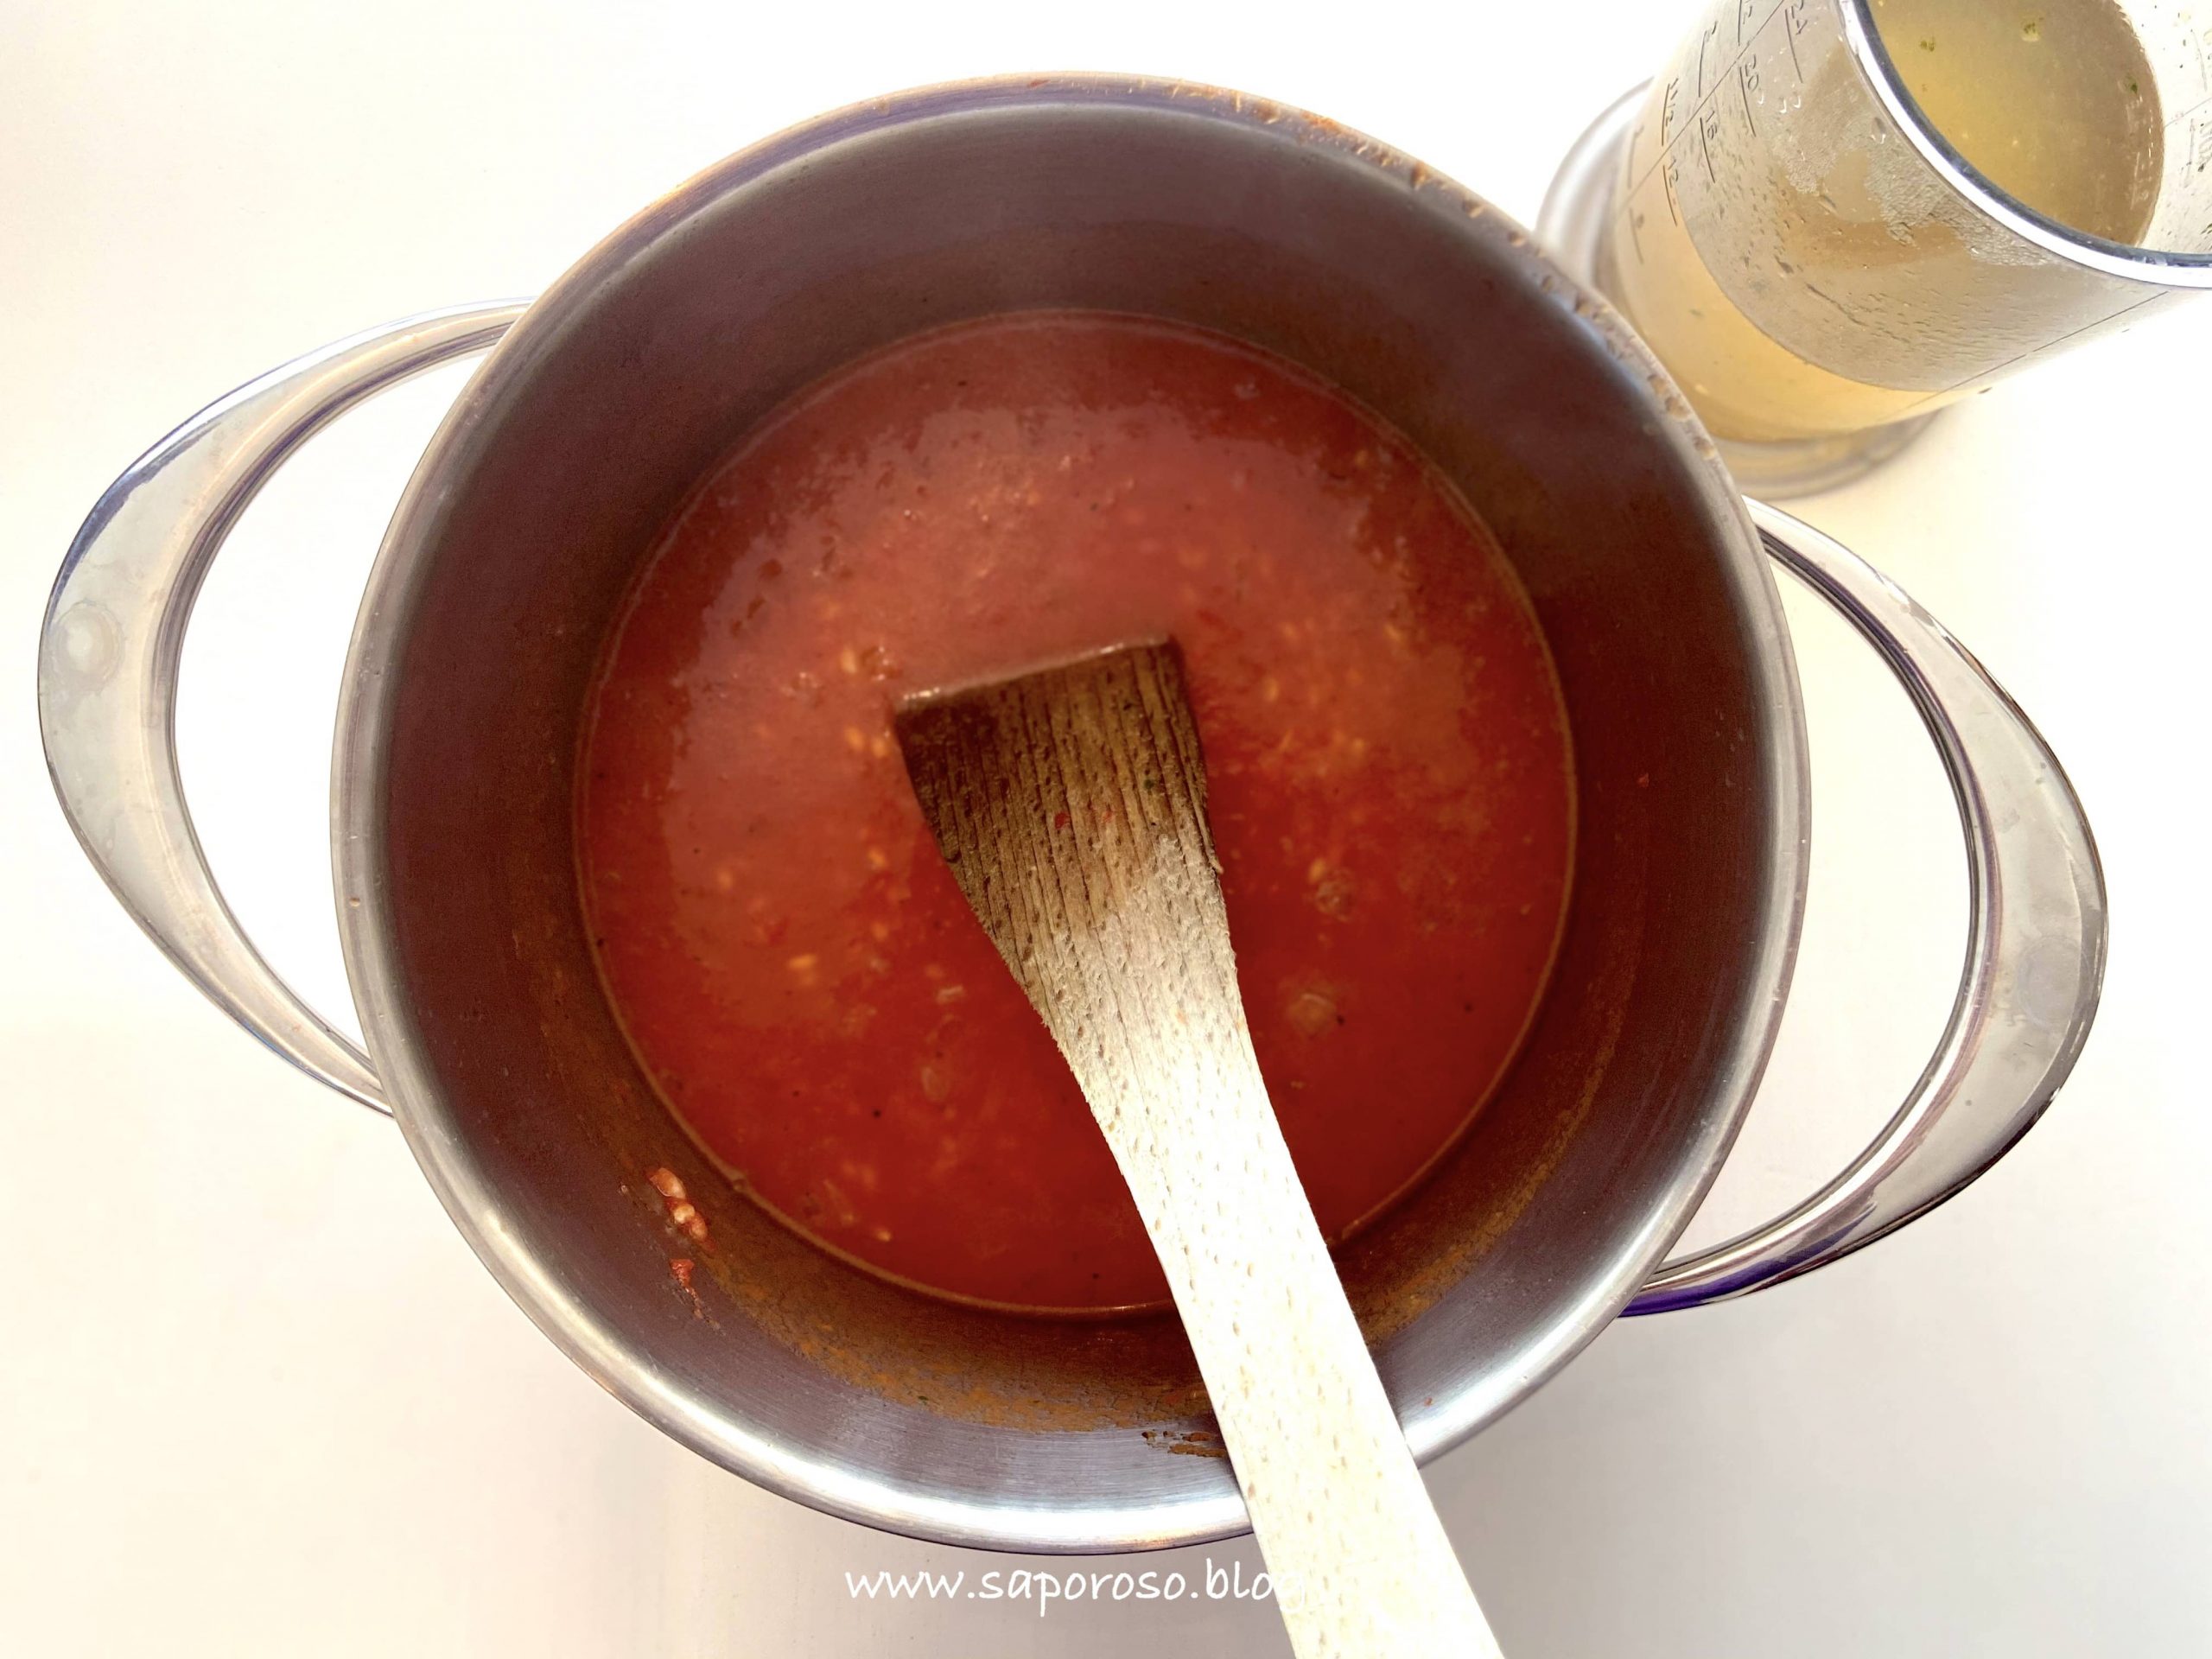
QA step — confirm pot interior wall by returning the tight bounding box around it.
[358,83,1793,1546]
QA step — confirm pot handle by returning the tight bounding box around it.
[1630,501,2107,1312]
[37,304,527,1116]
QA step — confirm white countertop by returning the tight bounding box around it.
[4,3,2207,1653]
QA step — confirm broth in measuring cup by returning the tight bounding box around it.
[1594,0,2196,459]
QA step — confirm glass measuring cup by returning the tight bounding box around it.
[1539,0,2212,495]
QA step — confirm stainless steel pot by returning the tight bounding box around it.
[38,76,2104,1554]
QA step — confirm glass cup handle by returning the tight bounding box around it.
[1630,501,2107,1313]
[37,303,527,1116]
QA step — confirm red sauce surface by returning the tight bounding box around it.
[580,315,1573,1313]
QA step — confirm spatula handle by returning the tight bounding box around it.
[1100,1041,1503,1658]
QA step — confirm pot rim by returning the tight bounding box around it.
[332,71,1810,1553]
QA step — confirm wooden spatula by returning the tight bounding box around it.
[896,641,1503,1658]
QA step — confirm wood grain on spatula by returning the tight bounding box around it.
[895,642,1502,1659]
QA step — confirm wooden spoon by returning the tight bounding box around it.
[896,641,1502,1658]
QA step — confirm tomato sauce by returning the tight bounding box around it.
[579,314,1574,1313]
